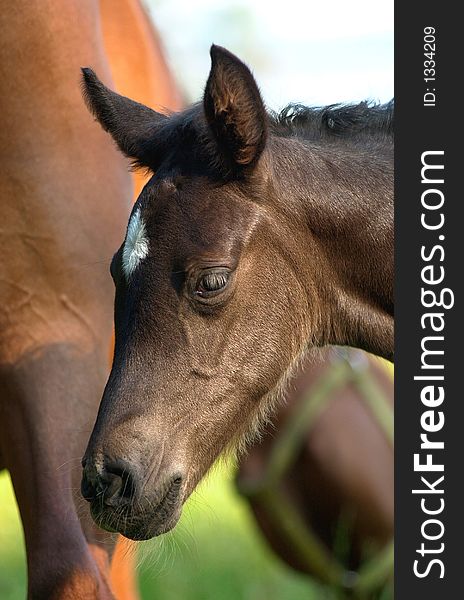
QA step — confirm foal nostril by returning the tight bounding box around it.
[81,472,96,502]
[102,460,137,506]
[81,458,137,506]
[101,472,124,506]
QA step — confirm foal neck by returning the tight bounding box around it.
[270,136,394,361]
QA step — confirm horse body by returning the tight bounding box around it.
[0,1,179,597]
[99,0,182,198]
[79,45,393,544]
[237,348,393,584]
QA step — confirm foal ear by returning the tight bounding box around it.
[81,68,167,168]
[203,45,267,171]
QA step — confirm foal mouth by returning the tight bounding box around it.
[90,476,183,540]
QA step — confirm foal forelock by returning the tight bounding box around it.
[122,208,149,279]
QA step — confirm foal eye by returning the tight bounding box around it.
[196,269,230,296]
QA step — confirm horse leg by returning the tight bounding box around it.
[0,342,119,600]
[109,539,139,600]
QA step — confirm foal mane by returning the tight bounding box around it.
[109,98,394,178]
[270,100,394,142]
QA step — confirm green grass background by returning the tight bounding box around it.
[0,465,329,600]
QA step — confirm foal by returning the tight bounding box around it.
[81,45,393,541]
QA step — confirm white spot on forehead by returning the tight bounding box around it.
[122,208,149,279]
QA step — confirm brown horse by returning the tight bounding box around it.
[0,1,180,598]
[79,44,393,546]
[237,347,393,595]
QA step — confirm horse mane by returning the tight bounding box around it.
[270,100,394,142]
[117,99,394,177]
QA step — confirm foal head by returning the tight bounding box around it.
[81,46,393,540]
